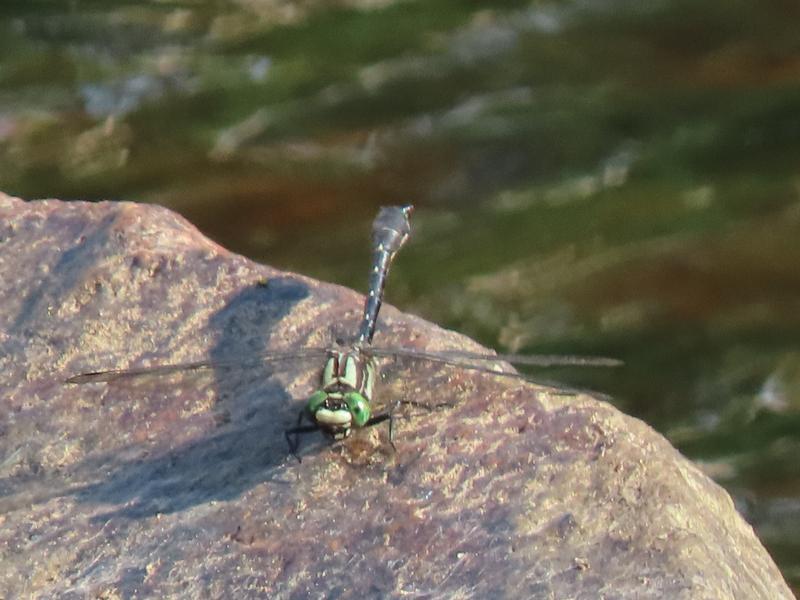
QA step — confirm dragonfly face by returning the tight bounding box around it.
[304,350,377,439]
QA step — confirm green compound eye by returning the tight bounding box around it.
[306,390,328,416]
[344,392,371,428]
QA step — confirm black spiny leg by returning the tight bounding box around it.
[387,412,398,453]
[363,412,397,452]
[378,398,455,454]
[400,398,455,413]
[285,410,320,462]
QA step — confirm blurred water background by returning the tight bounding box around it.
[1,0,799,590]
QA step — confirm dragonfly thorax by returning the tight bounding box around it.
[304,350,377,438]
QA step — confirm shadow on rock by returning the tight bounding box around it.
[11,213,116,335]
[72,393,295,521]
[70,277,316,520]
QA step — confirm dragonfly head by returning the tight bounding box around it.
[306,389,372,438]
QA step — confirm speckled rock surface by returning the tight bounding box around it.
[0,192,792,598]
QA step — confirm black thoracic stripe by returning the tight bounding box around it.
[319,350,377,400]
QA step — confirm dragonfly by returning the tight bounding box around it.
[66,205,621,458]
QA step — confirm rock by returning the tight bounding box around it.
[0,191,792,598]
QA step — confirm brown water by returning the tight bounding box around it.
[1,0,799,590]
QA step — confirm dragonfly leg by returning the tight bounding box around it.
[285,410,319,462]
[400,398,455,412]
[387,413,398,453]
[386,397,405,452]
[364,413,396,452]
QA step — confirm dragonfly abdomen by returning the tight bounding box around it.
[356,205,413,345]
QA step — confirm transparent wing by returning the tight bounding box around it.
[366,346,621,368]
[365,346,621,395]
[65,348,332,384]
